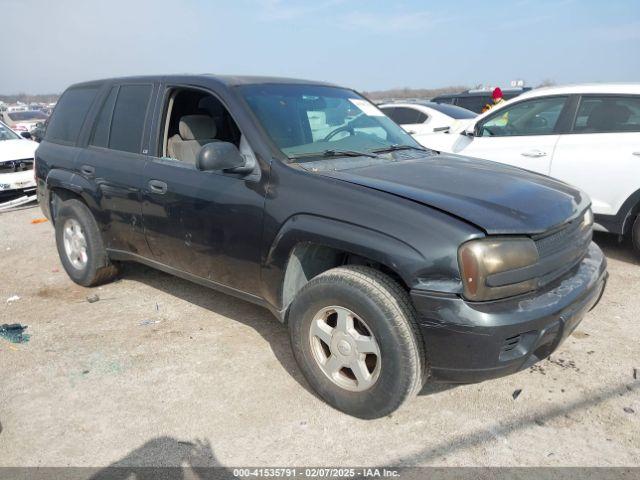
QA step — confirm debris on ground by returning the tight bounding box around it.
[6,295,20,304]
[534,418,545,426]
[30,218,49,224]
[86,294,100,303]
[548,357,580,372]
[512,389,523,400]
[139,319,161,326]
[0,324,31,344]
[623,407,635,414]
[529,364,546,375]
[0,195,37,212]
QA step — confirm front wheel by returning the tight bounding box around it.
[288,266,427,419]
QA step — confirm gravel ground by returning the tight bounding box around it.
[0,206,638,468]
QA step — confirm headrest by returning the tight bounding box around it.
[179,115,217,140]
[587,103,632,130]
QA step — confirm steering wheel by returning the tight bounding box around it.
[323,124,354,142]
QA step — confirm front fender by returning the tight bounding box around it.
[261,214,430,311]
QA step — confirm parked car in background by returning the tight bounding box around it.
[421,84,640,252]
[431,87,531,113]
[0,120,38,209]
[379,101,476,138]
[36,75,606,418]
[1,110,49,134]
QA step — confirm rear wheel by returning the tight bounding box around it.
[288,265,427,419]
[55,199,118,286]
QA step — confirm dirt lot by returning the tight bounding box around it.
[0,205,638,468]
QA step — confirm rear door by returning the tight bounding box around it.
[449,96,571,174]
[75,82,156,256]
[551,95,640,221]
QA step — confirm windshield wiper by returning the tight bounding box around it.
[371,144,429,154]
[288,149,379,160]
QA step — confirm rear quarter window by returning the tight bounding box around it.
[45,87,99,144]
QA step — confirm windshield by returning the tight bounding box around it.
[7,111,48,121]
[0,121,20,140]
[239,84,421,159]
[428,103,477,119]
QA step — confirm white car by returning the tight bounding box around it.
[379,101,476,140]
[0,120,39,209]
[419,84,640,252]
[1,110,49,134]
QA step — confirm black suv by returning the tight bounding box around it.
[36,75,607,418]
[432,87,532,113]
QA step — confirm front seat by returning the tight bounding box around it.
[167,114,218,164]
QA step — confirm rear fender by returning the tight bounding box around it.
[45,168,104,226]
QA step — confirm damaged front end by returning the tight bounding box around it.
[0,159,37,210]
[410,242,607,383]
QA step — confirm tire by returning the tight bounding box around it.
[54,199,118,287]
[288,265,427,419]
[632,215,640,256]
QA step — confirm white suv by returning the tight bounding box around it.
[419,84,640,252]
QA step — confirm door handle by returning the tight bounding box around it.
[521,150,547,158]
[148,180,168,194]
[80,165,95,177]
[633,152,640,156]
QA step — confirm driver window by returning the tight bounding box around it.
[479,96,567,137]
[160,88,244,165]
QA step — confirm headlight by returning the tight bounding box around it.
[458,237,539,301]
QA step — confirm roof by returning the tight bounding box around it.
[67,74,339,91]
[516,83,640,99]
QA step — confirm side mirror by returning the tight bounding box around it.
[196,142,253,174]
[461,125,476,137]
[20,131,32,139]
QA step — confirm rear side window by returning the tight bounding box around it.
[382,107,428,124]
[90,87,118,148]
[45,87,99,143]
[572,96,640,133]
[108,84,152,154]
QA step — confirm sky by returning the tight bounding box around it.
[2,0,639,94]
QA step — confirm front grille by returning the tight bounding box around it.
[533,213,592,287]
[535,215,587,258]
[0,159,34,173]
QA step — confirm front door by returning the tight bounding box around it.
[141,86,267,296]
[450,96,570,175]
[551,95,640,219]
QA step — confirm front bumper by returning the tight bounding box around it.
[411,242,607,383]
[0,170,37,207]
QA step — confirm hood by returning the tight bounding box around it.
[0,139,39,163]
[317,154,589,235]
